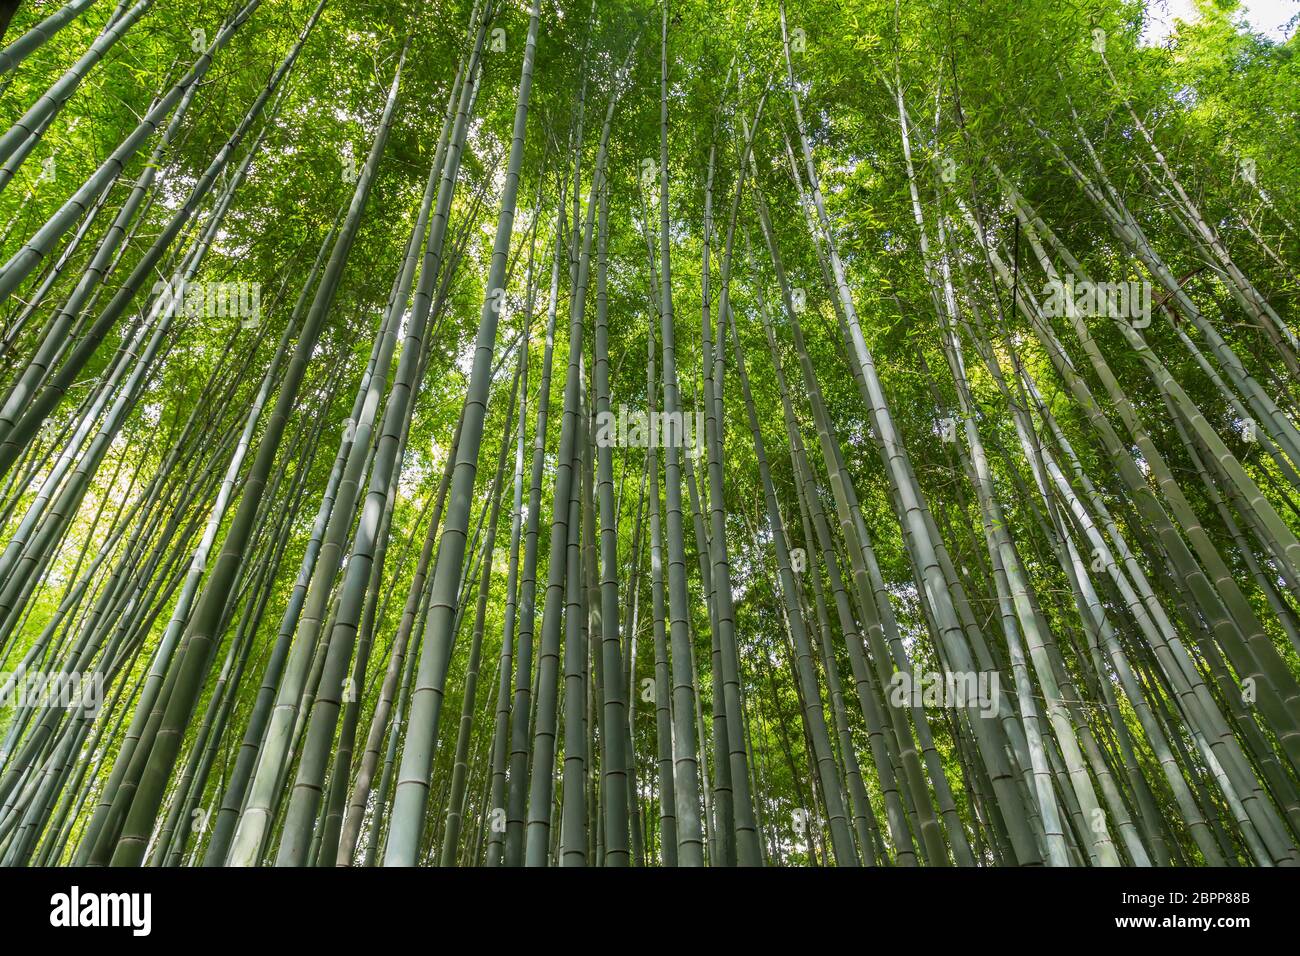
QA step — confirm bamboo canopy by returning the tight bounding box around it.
[0,0,1297,867]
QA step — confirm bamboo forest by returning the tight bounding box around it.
[0,0,1298,875]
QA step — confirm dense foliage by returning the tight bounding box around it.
[0,0,1297,866]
